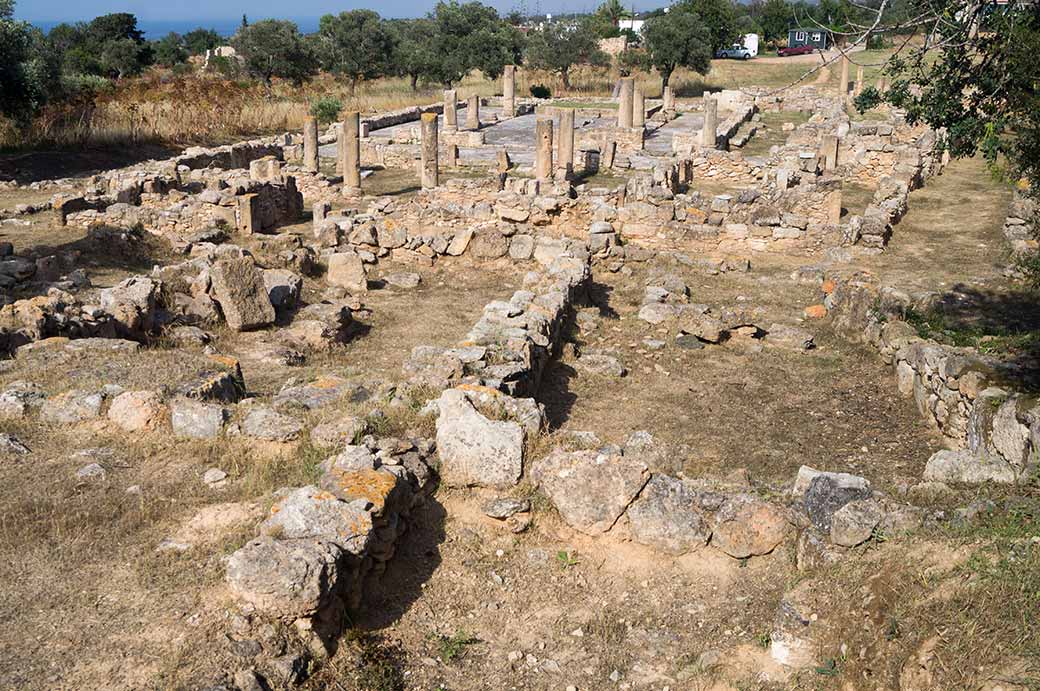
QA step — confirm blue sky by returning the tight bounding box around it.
[17,0,660,23]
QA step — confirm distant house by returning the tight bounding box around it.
[787,28,829,50]
[618,19,645,34]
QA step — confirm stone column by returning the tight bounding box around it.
[663,85,675,116]
[535,118,554,180]
[821,134,839,170]
[340,111,361,194]
[444,90,458,132]
[420,112,439,189]
[303,116,319,173]
[854,65,865,97]
[701,95,718,148]
[558,109,575,178]
[633,87,646,129]
[502,65,516,118]
[466,94,480,130]
[618,77,634,128]
[839,55,850,97]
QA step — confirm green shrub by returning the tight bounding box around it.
[529,84,551,99]
[310,96,343,125]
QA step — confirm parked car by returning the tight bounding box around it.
[777,44,816,57]
[715,44,753,60]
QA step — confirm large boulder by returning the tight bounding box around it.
[209,257,276,331]
[107,390,166,431]
[260,486,374,555]
[829,498,883,547]
[100,276,160,334]
[803,473,875,532]
[326,252,368,293]
[922,449,1017,484]
[40,389,105,424]
[435,388,524,488]
[626,474,712,554]
[531,448,650,535]
[170,397,226,439]
[711,494,790,558]
[226,537,342,618]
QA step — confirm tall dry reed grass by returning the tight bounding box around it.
[3,57,839,151]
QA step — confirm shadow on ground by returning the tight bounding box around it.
[0,143,181,183]
[927,283,1040,391]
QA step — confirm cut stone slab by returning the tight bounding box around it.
[170,398,226,439]
[830,498,883,547]
[804,473,875,533]
[210,257,276,331]
[310,417,367,449]
[107,390,166,432]
[531,448,650,535]
[923,449,1017,484]
[326,252,368,293]
[226,537,342,618]
[383,272,421,289]
[765,323,815,351]
[260,485,373,555]
[40,389,105,424]
[262,268,303,311]
[242,406,302,442]
[627,474,712,554]
[711,494,790,558]
[435,388,524,488]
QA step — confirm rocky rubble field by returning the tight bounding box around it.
[0,86,1037,691]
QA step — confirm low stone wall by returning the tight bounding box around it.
[1003,189,1037,277]
[821,274,1038,484]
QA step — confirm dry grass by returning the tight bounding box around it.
[4,49,903,153]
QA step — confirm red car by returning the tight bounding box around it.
[777,44,817,57]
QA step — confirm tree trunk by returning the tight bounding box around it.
[410,73,419,91]
[561,68,571,91]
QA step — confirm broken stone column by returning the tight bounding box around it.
[602,140,617,169]
[496,149,511,173]
[663,85,675,116]
[502,65,516,118]
[303,116,319,173]
[701,95,718,148]
[535,118,554,180]
[854,65,864,97]
[633,87,646,129]
[420,112,439,189]
[448,143,460,168]
[839,55,850,97]
[340,112,361,195]
[444,90,458,132]
[618,77,634,129]
[466,95,480,130]
[558,109,575,179]
[820,134,839,170]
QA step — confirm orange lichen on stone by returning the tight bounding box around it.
[821,279,836,294]
[326,469,398,513]
[458,383,503,398]
[804,304,828,319]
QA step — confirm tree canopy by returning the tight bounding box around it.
[525,19,608,88]
[676,0,741,50]
[642,9,713,86]
[232,19,317,87]
[315,10,396,92]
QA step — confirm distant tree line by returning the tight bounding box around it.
[0,0,915,126]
